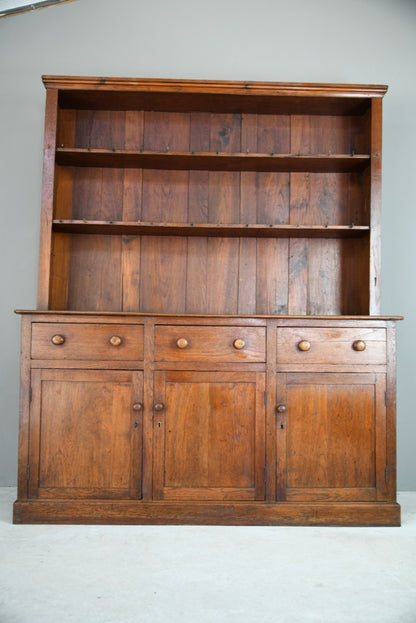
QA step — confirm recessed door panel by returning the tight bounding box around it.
[276,372,387,502]
[29,369,143,499]
[153,371,265,501]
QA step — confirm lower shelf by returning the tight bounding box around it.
[13,500,401,527]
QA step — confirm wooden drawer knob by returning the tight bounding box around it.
[233,338,246,350]
[154,403,164,412]
[353,340,366,351]
[132,402,143,411]
[276,404,286,413]
[176,338,188,349]
[51,335,65,345]
[298,340,311,352]
[109,336,122,347]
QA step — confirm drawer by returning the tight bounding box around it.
[276,327,386,365]
[155,326,266,362]
[31,323,144,360]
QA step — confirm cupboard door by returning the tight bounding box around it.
[28,369,143,499]
[276,373,388,502]
[153,371,265,501]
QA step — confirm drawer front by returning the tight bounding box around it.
[31,323,144,360]
[155,326,266,362]
[276,327,386,365]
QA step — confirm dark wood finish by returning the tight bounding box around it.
[276,327,386,365]
[55,148,370,172]
[153,370,265,501]
[52,220,370,239]
[276,372,387,502]
[13,499,400,526]
[14,77,400,526]
[31,322,144,360]
[154,325,265,362]
[28,369,143,500]
[37,88,59,309]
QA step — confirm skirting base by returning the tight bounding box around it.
[13,500,401,526]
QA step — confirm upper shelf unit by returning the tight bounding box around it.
[37,77,387,315]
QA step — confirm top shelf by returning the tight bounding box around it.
[45,75,386,115]
[55,148,371,173]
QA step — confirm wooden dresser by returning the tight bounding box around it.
[13,77,401,525]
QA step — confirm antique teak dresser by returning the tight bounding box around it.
[13,76,401,525]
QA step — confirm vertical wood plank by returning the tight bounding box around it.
[238,238,257,314]
[152,370,165,500]
[140,236,187,313]
[142,170,189,222]
[130,371,144,499]
[17,316,32,499]
[209,113,241,152]
[56,109,76,148]
[256,172,289,223]
[49,233,71,310]
[256,114,290,153]
[75,110,126,149]
[142,317,155,501]
[27,369,41,499]
[341,237,370,315]
[121,236,141,311]
[375,374,388,500]
[208,172,240,223]
[67,234,122,311]
[190,112,210,151]
[288,238,308,314]
[206,237,239,314]
[122,169,142,221]
[241,114,258,153]
[125,110,144,150]
[369,97,382,314]
[256,239,288,314]
[37,88,59,309]
[143,111,190,151]
[71,167,103,220]
[290,115,310,154]
[275,372,287,501]
[186,171,209,313]
[254,373,266,501]
[186,237,208,313]
[101,168,124,220]
[385,323,397,501]
[50,165,73,309]
[307,239,342,314]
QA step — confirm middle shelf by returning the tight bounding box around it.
[55,148,371,173]
[52,220,370,238]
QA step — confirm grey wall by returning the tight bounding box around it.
[1,0,415,488]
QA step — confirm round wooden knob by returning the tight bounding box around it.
[132,402,143,411]
[51,335,65,345]
[176,338,188,349]
[233,338,246,350]
[109,336,122,347]
[276,405,287,413]
[154,403,164,412]
[353,340,366,351]
[298,340,311,352]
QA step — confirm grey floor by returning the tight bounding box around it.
[0,489,415,623]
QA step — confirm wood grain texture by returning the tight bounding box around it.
[31,322,144,360]
[279,372,386,501]
[37,88,59,309]
[13,500,400,526]
[14,77,400,526]
[28,369,142,499]
[153,370,265,501]
[154,325,266,362]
